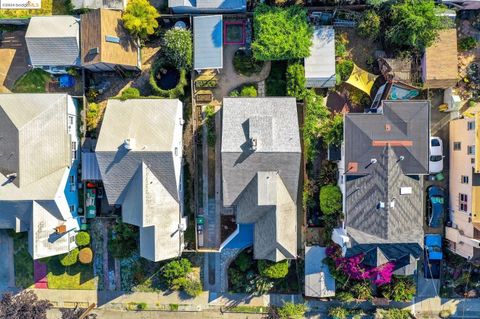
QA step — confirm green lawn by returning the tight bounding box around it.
[12,69,52,93]
[13,233,34,288]
[47,257,96,290]
[0,0,71,18]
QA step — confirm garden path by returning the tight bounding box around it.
[212,44,271,101]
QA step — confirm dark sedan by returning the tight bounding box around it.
[426,186,445,228]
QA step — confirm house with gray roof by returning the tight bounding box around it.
[0,93,80,260]
[169,0,246,14]
[221,98,301,262]
[194,15,223,71]
[334,100,430,275]
[95,99,185,262]
[25,16,80,72]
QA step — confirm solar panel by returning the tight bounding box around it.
[105,35,120,43]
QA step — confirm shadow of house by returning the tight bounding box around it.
[1,30,29,92]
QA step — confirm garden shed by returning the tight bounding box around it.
[193,15,223,71]
[304,26,335,88]
[422,28,458,88]
[305,246,335,298]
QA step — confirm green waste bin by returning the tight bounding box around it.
[436,172,445,181]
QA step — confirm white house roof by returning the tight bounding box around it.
[305,26,336,88]
[193,15,223,70]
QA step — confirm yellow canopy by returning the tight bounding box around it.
[345,64,378,96]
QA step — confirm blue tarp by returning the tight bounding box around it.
[59,75,75,88]
[224,224,253,249]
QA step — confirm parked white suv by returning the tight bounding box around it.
[429,136,444,173]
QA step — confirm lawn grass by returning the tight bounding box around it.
[12,69,52,93]
[227,306,268,314]
[13,233,34,288]
[47,257,96,290]
[0,0,71,18]
[266,61,287,96]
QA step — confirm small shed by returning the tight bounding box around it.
[81,152,102,181]
[422,29,458,88]
[305,246,335,298]
[305,26,336,88]
[193,15,223,71]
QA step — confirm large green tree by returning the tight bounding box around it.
[163,28,193,69]
[385,0,444,51]
[252,4,313,61]
[122,0,160,40]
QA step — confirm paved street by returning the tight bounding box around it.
[0,230,14,288]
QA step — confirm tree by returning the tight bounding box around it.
[235,251,253,272]
[276,302,307,319]
[328,306,348,319]
[0,291,52,319]
[75,231,90,246]
[379,276,416,302]
[321,113,343,146]
[357,10,381,40]
[182,278,203,297]
[385,0,443,52]
[240,85,257,97]
[60,248,79,266]
[120,87,140,100]
[258,259,289,279]
[162,258,192,286]
[303,90,330,162]
[79,247,93,264]
[319,184,342,214]
[163,28,193,69]
[122,0,159,40]
[286,62,306,99]
[252,4,313,61]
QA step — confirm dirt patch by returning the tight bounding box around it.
[340,28,381,70]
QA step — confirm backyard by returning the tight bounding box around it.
[12,69,51,93]
[0,0,71,18]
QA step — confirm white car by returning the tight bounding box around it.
[429,137,444,173]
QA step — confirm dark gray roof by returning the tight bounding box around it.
[344,100,430,175]
[345,146,424,246]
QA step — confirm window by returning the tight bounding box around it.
[459,193,468,212]
[69,175,75,185]
[69,205,75,212]
[69,116,74,125]
[175,147,178,156]
[468,145,476,155]
[472,158,476,164]
[468,121,476,131]
[454,142,461,151]
[461,176,469,184]
[71,141,77,160]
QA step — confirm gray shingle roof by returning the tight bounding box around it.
[193,15,223,70]
[221,98,301,261]
[344,100,430,175]
[26,16,80,66]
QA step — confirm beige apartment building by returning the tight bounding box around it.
[446,114,480,261]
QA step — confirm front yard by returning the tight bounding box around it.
[12,68,51,93]
[13,232,34,289]
[46,256,95,290]
[0,0,70,18]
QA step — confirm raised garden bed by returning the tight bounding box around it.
[224,21,245,45]
[149,57,187,98]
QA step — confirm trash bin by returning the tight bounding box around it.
[436,172,445,181]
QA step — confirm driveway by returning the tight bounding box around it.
[0,230,15,288]
[0,30,29,93]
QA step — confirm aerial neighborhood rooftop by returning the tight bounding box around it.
[1,0,480,318]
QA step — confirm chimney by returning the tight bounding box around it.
[124,138,135,150]
[385,124,391,132]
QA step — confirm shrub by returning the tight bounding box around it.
[163,258,192,286]
[321,113,343,146]
[336,291,354,302]
[122,0,159,39]
[252,4,313,61]
[336,60,353,85]
[379,276,416,302]
[357,10,381,40]
[149,57,188,98]
[286,62,306,99]
[108,221,137,259]
[328,306,348,319]
[439,310,452,318]
[240,85,257,97]
[136,302,147,310]
[120,87,140,100]
[303,90,329,162]
[335,39,348,59]
[235,252,253,272]
[75,231,90,246]
[375,308,412,319]
[276,302,307,319]
[59,248,79,267]
[459,37,477,51]
[78,247,93,264]
[233,50,264,76]
[319,185,342,214]
[86,103,99,131]
[351,281,373,300]
[183,278,203,297]
[258,259,289,279]
[163,28,193,69]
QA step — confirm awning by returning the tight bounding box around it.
[81,152,101,181]
[345,64,378,96]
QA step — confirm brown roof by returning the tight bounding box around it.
[81,9,139,68]
[423,29,458,88]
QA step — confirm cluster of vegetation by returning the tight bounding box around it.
[162,258,202,297]
[12,232,34,288]
[458,37,477,51]
[252,4,313,61]
[122,0,159,40]
[286,62,306,99]
[357,10,381,41]
[119,87,141,100]
[204,105,216,147]
[108,221,138,259]
[163,28,193,69]
[86,102,100,134]
[230,85,258,97]
[0,291,51,319]
[228,250,298,295]
[149,57,188,98]
[58,231,93,267]
[378,276,416,302]
[320,185,342,215]
[375,308,413,319]
[266,62,287,96]
[233,49,265,76]
[12,69,51,93]
[271,302,307,319]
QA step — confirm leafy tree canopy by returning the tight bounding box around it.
[252,4,313,61]
[163,28,193,69]
[0,291,52,319]
[75,231,90,246]
[286,62,306,99]
[162,258,192,285]
[385,0,444,52]
[258,259,289,279]
[319,184,342,214]
[122,0,160,40]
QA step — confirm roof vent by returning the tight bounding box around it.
[390,200,395,209]
[5,173,17,183]
[400,187,412,195]
[124,138,135,150]
[105,35,120,43]
[250,138,257,151]
[89,47,100,55]
[385,124,391,132]
[371,158,377,164]
[377,201,385,209]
